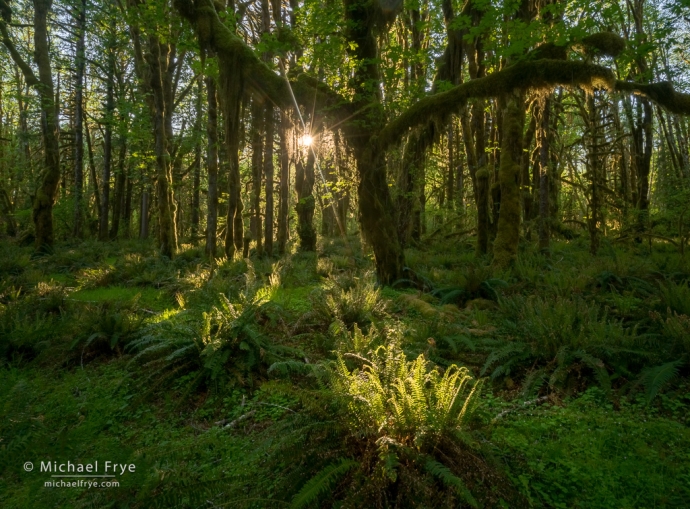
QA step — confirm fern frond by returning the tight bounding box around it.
[638,359,684,404]
[424,458,478,508]
[290,459,358,508]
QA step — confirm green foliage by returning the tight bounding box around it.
[330,338,483,446]
[637,359,684,404]
[308,271,387,330]
[491,388,690,508]
[242,332,502,508]
[483,295,648,394]
[659,279,690,316]
[128,266,301,390]
[290,459,358,508]
[424,458,478,508]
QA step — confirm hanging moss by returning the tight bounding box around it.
[378,59,617,149]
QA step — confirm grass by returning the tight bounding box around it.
[1,237,689,507]
[70,286,173,312]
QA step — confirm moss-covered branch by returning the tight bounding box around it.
[174,0,289,105]
[377,59,617,150]
[378,59,690,151]
[615,80,690,115]
[174,0,357,126]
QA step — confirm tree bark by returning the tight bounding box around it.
[277,110,290,254]
[72,0,86,238]
[219,55,244,258]
[109,138,127,239]
[492,92,525,267]
[1,0,60,252]
[205,75,219,257]
[99,46,115,241]
[191,78,202,242]
[538,97,551,253]
[264,105,275,256]
[250,97,264,256]
[295,149,316,251]
[147,38,178,258]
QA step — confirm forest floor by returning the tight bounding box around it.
[1,235,690,508]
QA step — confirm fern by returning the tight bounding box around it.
[424,458,478,508]
[290,459,358,508]
[638,359,684,404]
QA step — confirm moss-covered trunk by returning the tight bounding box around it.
[218,53,244,258]
[343,0,405,284]
[492,92,525,267]
[27,0,59,253]
[109,139,127,240]
[250,97,264,256]
[538,97,551,253]
[148,37,177,259]
[277,110,290,254]
[295,149,316,251]
[264,106,275,256]
[461,104,489,255]
[205,75,219,257]
[358,147,405,285]
[72,0,86,238]
[397,133,424,247]
[99,47,115,241]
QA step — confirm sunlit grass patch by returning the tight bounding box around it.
[272,285,315,314]
[70,286,172,311]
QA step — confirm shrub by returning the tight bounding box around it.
[127,268,302,391]
[308,271,387,331]
[236,331,517,509]
[483,295,650,394]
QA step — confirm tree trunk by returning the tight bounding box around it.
[109,139,127,239]
[191,79,202,242]
[358,148,404,284]
[447,120,454,207]
[123,176,133,238]
[250,97,264,256]
[277,110,290,254]
[295,150,316,251]
[0,0,61,252]
[218,53,244,258]
[493,92,525,267]
[264,105,275,256]
[140,187,149,240]
[85,120,101,229]
[205,75,219,257]
[148,37,177,258]
[587,93,601,255]
[72,0,86,238]
[99,46,115,241]
[538,97,551,253]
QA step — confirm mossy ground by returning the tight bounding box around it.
[1,236,689,508]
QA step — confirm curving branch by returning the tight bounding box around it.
[378,59,615,149]
[174,0,357,127]
[615,80,690,116]
[377,58,690,150]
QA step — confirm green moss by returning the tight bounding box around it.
[492,95,524,268]
[581,32,626,58]
[272,285,317,314]
[616,80,690,115]
[70,286,172,311]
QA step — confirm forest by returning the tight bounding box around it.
[1,0,690,506]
